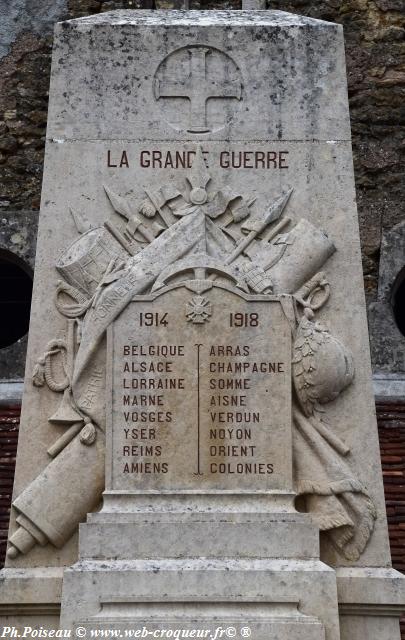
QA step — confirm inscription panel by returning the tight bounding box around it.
[108,286,292,492]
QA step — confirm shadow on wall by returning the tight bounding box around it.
[0,249,33,350]
[369,220,405,375]
[0,210,38,381]
[392,266,405,339]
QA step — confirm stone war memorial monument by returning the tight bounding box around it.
[1,8,405,639]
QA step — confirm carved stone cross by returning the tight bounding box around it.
[154,47,242,133]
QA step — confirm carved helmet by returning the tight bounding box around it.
[293,317,355,417]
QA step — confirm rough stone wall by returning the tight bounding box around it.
[0,0,404,380]
[1,0,404,289]
[269,0,405,308]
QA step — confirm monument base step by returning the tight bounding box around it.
[0,567,62,629]
[2,564,404,639]
[80,511,319,559]
[337,567,405,640]
[63,602,325,640]
[60,558,340,639]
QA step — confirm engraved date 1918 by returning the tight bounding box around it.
[229,313,259,327]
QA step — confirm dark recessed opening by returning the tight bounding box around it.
[392,267,405,338]
[0,250,33,349]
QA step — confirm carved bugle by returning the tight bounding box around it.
[266,218,336,294]
[6,430,105,559]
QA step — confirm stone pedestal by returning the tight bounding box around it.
[61,493,340,639]
[2,10,405,640]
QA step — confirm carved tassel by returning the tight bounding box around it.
[32,358,46,387]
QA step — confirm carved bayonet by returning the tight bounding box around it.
[225,188,293,265]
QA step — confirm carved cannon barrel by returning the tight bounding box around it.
[267,218,336,295]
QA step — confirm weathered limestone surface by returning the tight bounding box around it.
[1,9,404,639]
[1,0,403,383]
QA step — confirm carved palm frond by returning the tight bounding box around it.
[292,317,332,417]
